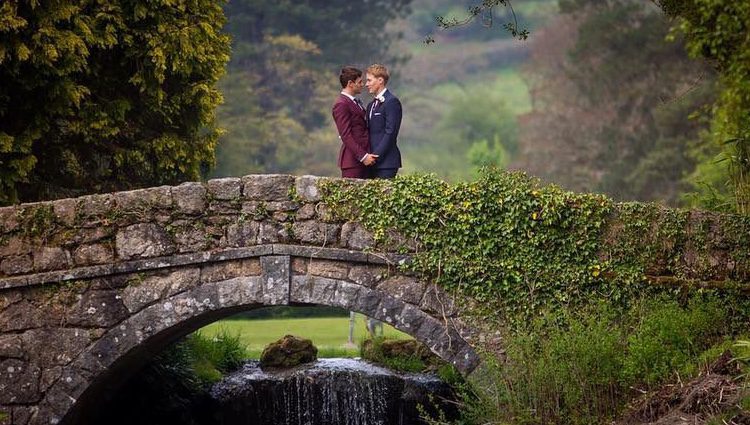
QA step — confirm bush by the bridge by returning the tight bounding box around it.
[444,295,745,425]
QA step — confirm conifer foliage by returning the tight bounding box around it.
[0,0,231,204]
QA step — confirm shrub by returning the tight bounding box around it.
[623,297,726,386]
[449,297,738,425]
[183,330,247,384]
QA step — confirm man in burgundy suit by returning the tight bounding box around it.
[332,66,378,178]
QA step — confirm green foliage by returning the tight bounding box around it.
[323,168,750,324]
[623,298,726,385]
[656,0,750,213]
[324,169,617,321]
[360,337,429,373]
[450,297,738,425]
[517,0,715,205]
[0,0,230,205]
[184,331,247,385]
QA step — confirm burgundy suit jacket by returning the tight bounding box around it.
[332,94,370,169]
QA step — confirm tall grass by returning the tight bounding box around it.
[451,296,733,425]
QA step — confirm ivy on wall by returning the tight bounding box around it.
[322,169,750,323]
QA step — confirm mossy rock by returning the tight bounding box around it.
[362,338,441,368]
[260,335,318,369]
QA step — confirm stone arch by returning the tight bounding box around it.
[35,262,478,425]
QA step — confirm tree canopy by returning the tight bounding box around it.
[0,0,230,205]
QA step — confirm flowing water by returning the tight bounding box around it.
[210,358,458,425]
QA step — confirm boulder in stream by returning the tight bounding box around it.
[260,334,318,368]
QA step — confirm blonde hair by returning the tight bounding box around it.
[367,64,390,84]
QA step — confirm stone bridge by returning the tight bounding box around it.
[0,174,748,425]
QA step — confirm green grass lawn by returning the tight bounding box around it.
[198,314,411,358]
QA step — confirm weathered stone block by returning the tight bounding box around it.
[295,175,325,202]
[272,211,291,222]
[420,284,456,316]
[21,329,93,366]
[290,275,338,305]
[266,201,299,212]
[258,222,290,244]
[68,227,112,245]
[291,257,308,274]
[377,276,426,305]
[172,182,207,215]
[296,203,317,220]
[0,292,22,312]
[207,177,241,200]
[261,256,290,305]
[0,255,32,275]
[308,259,349,280]
[0,360,41,404]
[51,198,77,226]
[171,223,210,253]
[348,265,387,288]
[201,260,248,283]
[451,343,480,374]
[73,244,115,266]
[377,296,404,326]
[331,281,362,310]
[0,206,19,233]
[122,268,200,313]
[0,335,23,359]
[114,186,171,212]
[75,194,116,226]
[242,258,262,275]
[292,221,340,245]
[40,366,62,393]
[115,223,174,260]
[242,175,294,201]
[10,406,33,425]
[413,316,444,348]
[66,290,130,327]
[0,300,44,331]
[352,288,382,317]
[395,303,426,333]
[226,221,259,247]
[217,277,263,306]
[340,222,374,250]
[0,237,31,258]
[33,247,70,272]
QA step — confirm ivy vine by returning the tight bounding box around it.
[321,169,750,323]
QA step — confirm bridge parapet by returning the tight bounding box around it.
[0,175,400,287]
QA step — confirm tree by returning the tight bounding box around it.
[655,0,750,213]
[0,0,230,205]
[511,1,716,205]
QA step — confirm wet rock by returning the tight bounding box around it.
[260,335,317,369]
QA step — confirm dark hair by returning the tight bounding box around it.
[339,66,362,88]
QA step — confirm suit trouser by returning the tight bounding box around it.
[341,167,368,179]
[368,168,398,179]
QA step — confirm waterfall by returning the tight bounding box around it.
[210,358,457,425]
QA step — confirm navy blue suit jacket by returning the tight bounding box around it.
[366,89,402,169]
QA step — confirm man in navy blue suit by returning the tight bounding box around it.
[365,64,402,179]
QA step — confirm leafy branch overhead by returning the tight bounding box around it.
[426,0,529,43]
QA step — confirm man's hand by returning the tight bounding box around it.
[362,153,379,166]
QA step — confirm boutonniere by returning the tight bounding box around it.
[375,95,385,103]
